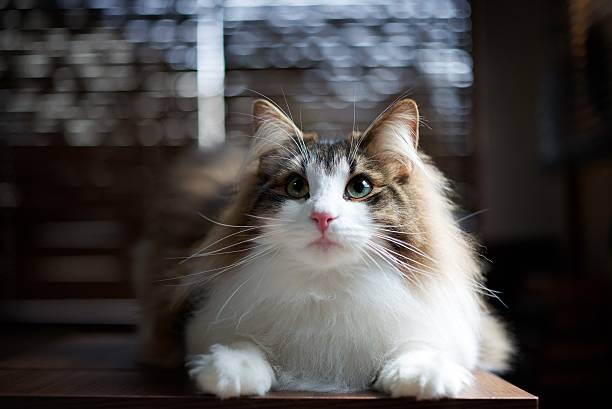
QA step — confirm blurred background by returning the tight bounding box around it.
[0,0,611,407]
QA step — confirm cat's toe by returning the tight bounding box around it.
[374,351,473,400]
[187,343,275,398]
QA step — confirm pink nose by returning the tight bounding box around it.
[310,211,337,233]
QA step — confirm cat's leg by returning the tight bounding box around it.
[187,341,276,398]
[374,348,474,399]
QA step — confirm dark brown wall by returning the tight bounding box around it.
[473,0,567,243]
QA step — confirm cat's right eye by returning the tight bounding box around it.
[285,175,309,199]
[345,175,373,199]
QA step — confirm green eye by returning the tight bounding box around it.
[346,175,373,199]
[286,175,309,199]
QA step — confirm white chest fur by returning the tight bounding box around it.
[185,253,480,392]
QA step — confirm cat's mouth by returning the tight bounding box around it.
[308,236,340,251]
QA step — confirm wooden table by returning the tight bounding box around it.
[0,325,537,408]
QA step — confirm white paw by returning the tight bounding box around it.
[374,350,474,399]
[187,343,276,398]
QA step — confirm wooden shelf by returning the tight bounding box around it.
[0,325,537,408]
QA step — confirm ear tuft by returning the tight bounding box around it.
[252,99,298,135]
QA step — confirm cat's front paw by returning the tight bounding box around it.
[374,350,474,400]
[187,343,276,398]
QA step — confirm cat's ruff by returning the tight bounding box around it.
[186,250,482,398]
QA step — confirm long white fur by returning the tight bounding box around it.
[185,140,483,399]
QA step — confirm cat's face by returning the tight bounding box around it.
[253,142,379,269]
[241,98,424,272]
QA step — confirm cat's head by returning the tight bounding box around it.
[235,98,432,272]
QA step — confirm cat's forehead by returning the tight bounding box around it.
[308,141,352,174]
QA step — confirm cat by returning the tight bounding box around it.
[134,97,513,400]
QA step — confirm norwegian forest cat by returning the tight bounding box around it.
[134,98,513,400]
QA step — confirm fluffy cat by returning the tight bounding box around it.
[135,98,513,400]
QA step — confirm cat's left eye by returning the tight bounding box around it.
[285,175,310,199]
[346,175,373,199]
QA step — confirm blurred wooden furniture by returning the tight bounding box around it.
[0,325,537,409]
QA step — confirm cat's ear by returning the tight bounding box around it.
[252,99,299,136]
[250,99,317,156]
[357,98,420,181]
[361,98,419,151]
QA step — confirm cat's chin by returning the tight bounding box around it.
[308,237,340,251]
[291,240,360,270]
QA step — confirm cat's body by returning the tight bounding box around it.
[135,98,513,399]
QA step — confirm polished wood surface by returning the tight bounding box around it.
[0,325,537,408]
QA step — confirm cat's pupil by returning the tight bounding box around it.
[353,180,366,193]
[293,179,303,191]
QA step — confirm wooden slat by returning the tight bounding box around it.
[0,326,537,408]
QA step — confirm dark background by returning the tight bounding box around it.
[1,1,611,408]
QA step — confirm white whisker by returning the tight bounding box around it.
[365,242,426,292]
[187,243,268,259]
[180,226,263,264]
[197,211,283,229]
[179,246,275,285]
[215,275,254,321]
[370,233,437,266]
[455,208,489,223]
[245,213,295,223]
